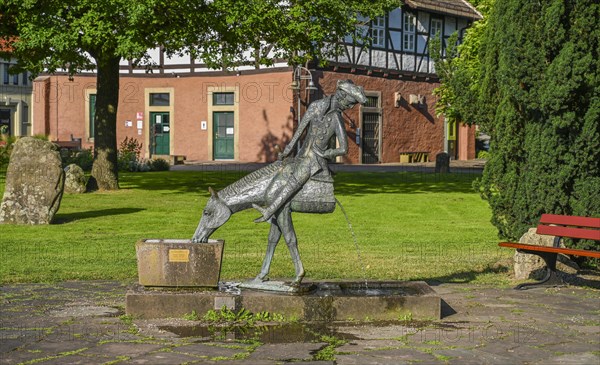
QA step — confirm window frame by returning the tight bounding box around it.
[403,12,416,51]
[371,16,386,48]
[212,92,235,106]
[149,92,170,106]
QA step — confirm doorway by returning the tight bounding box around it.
[0,109,11,136]
[150,112,170,155]
[361,94,382,164]
[213,111,234,160]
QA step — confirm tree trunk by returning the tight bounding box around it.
[87,54,120,191]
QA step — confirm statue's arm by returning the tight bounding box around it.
[281,105,315,158]
[323,118,348,159]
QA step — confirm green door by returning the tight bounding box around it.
[213,112,234,160]
[150,112,170,155]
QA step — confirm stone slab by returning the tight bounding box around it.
[126,281,441,320]
[136,239,224,287]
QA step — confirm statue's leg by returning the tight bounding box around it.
[254,160,312,223]
[255,221,282,282]
[278,205,305,286]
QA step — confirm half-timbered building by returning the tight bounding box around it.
[27,0,481,164]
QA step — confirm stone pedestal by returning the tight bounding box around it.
[136,239,224,287]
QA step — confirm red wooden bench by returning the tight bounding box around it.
[499,214,600,290]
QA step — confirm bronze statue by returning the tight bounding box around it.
[192,80,366,286]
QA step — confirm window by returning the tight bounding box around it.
[371,17,385,48]
[430,18,443,39]
[12,72,18,85]
[22,71,28,86]
[89,94,96,138]
[2,64,8,85]
[365,95,380,108]
[403,12,416,51]
[149,93,170,106]
[213,92,235,105]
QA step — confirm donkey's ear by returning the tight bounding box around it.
[208,186,218,198]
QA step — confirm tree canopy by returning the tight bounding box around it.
[1,0,398,189]
[434,0,600,245]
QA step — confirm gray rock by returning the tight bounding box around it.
[514,228,579,280]
[0,137,65,224]
[64,164,87,194]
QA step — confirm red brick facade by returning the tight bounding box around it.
[32,68,475,164]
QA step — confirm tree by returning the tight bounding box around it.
[435,0,600,245]
[1,0,397,190]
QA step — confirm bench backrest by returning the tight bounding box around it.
[537,214,600,241]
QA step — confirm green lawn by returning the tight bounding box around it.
[0,170,511,284]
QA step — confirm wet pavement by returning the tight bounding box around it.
[1,280,599,364]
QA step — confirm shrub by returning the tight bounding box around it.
[118,137,143,172]
[444,0,600,249]
[150,158,170,171]
[62,148,94,171]
[476,150,490,160]
[32,134,49,141]
[0,135,17,169]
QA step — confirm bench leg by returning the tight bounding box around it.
[515,250,565,290]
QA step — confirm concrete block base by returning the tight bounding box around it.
[136,239,224,287]
[126,281,441,321]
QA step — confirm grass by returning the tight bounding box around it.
[0,170,510,284]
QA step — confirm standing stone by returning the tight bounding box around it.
[514,228,579,280]
[64,164,87,194]
[435,152,450,173]
[0,137,65,224]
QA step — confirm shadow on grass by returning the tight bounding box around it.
[425,264,511,285]
[118,170,481,196]
[53,208,146,223]
[334,172,480,196]
[120,171,248,194]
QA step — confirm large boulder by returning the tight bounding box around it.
[0,137,65,224]
[64,164,87,194]
[514,228,579,280]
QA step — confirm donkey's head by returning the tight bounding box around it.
[191,187,232,243]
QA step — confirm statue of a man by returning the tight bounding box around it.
[254,79,367,223]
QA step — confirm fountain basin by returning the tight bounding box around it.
[126,280,441,321]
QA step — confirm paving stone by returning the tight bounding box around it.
[468,348,523,365]
[0,339,25,354]
[336,324,418,340]
[201,360,279,365]
[531,352,600,365]
[48,305,120,317]
[336,353,414,365]
[23,340,95,355]
[174,343,246,359]
[82,342,163,357]
[123,351,204,364]
[337,339,404,353]
[336,348,439,364]
[33,354,110,365]
[535,341,600,354]
[248,342,327,361]
[0,350,47,365]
